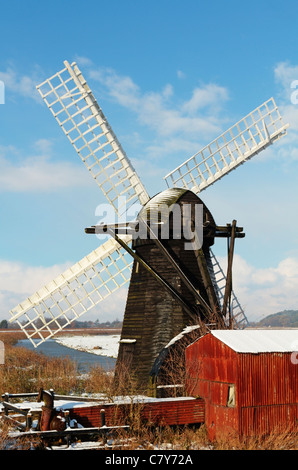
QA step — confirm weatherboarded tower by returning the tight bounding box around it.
[115,188,221,389]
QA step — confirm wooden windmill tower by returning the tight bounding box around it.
[9,61,288,390]
[111,188,230,388]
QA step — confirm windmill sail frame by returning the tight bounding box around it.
[37,61,150,215]
[9,236,133,346]
[164,98,288,193]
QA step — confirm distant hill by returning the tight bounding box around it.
[249,310,298,328]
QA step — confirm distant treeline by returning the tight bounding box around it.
[2,309,297,330]
[249,310,298,328]
[70,319,123,329]
[0,318,122,329]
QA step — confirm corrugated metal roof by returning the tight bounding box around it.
[165,325,201,349]
[211,329,298,353]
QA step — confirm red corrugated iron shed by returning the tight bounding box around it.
[185,329,298,440]
[63,396,205,429]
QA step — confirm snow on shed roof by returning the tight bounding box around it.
[211,329,298,353]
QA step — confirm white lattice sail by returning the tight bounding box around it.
[164,98,288,193]
[9,236,133,346]
[37,61,150,215]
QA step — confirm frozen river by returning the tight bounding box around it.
[17,335,119,373]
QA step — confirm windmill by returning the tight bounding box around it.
[9,61,288,390]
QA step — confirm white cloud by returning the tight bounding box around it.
[0,259,127,323]
[88,65,229,140]
[217,254,298,322]
[0,66,41,102]
[89,67,140,109]
[75,56,94,67]
[33,138,53,155]
[143,137,205,166]
[0,260,71,296]
[182,83,229,115]
[177,70,186,80]
[0,143,90,192]
[0,259,71,320]
[162,83,174,99]
[274,61,298,93]
[274,61,298,134]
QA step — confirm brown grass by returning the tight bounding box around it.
[92,423,298,450]
[1,332,298,450]
[0,332,82,396]
[212,425,298,450]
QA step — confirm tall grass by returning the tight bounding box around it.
[1,332,298,450]
[0,332,82,396]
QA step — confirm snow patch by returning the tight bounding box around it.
[54,334,121,358]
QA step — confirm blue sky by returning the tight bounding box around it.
[1,0,298,323]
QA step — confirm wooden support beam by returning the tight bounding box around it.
[215,224,245,238]
[222,220,237,326]
[138,218,212,318]
[7,425,130,441]
[108,229,199,322]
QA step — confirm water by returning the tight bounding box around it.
[16,338,116,373]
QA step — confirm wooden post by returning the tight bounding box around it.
[26,411,32,431]
[222,220,237,326]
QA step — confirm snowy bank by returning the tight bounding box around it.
[54,334,120,359]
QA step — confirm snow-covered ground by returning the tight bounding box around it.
[54,334,120,359]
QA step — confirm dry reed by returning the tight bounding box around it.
[0,332,81,396]
[1,332,298,450]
